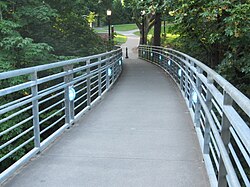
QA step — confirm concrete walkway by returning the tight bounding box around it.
[3,32,209,187]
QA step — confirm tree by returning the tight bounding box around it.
[111,0,132,25]
[126,0,155,44]
[171,0,250,97]
[126,0,172,45]
[0,0,107,172]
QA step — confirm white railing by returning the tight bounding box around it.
[0,48,123,183]
[139,45,250,187]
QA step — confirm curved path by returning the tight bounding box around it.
[3,32,209,186]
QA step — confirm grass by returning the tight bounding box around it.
[114,34,127,45]
[95,28,107,33]
[133,24,175,36]
[94,23,138,33]
[133,23,179,46]
[133,31,140,36]
[94,23,134,45]
[112,23,138,31]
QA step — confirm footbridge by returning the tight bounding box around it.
[0,33,249,187]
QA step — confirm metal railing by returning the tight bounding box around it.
[0,48,123,183]
[139,45,250,187]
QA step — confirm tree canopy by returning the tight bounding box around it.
[0,0,107,71]
[171,0,250,97]
[126,0,249,97]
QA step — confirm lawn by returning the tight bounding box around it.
[133,24,175,36]
[133,24,179,46]
[94,23,138,33]
[113,23,138,31]
[114,34,127,45]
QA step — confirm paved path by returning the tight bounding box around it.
[3,32,209,187]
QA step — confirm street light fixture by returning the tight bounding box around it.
[107,9,112,43]
[107,9,112,16]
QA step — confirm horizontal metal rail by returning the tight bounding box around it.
[139,45,250,187]
[0,48,123,183]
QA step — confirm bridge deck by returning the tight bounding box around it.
[4,58,209,187]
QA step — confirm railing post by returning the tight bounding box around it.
[64,64,74,125]
[184,64,189,100]
[148,46,150,61]
[218,90,233,187]
[203,75,213,154]
[188,62,195,108]
[194,68,202,127]
[111,55,115,83]
[98,57,102,97]
[179,66,184,91]
[158,49,161,64]
[31,72,40,148]
[151,47,153,62]
[147,46,150,61]
[86,60,91,106]
[106,56,110,89]
[141,46,144,58]
[119,52,123,73]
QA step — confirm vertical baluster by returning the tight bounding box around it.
[188,62,194,108]
[106,55,110,89]
[119,53,123,74]
[203,75,213,154]
[218,91,233,187]
[98,57,102,97]
[180,72,184,91]
[86,60,91,106]
[194,67,203,127]
[31,72,40,148]
[184,64,189,100]
[64,64,74,125]
[169,56,172,75]
[111,54,115,83]
[147,46,150,61]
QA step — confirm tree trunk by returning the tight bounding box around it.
[97,15,100,27]
[154,12,161,46]
[136,14,154,45]
[210,43,222,68]
[0,6,2,21]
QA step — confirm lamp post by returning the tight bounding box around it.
[107,9,112,42]
[141,10,146,45]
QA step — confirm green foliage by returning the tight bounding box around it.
[0,0,107,172]
[0,20,55,71]
[168,0,250,97]
[111,0,132,24]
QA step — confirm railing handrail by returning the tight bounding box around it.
[140,45,250,117]
[139,45,250,187]
[0,48,121,80]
